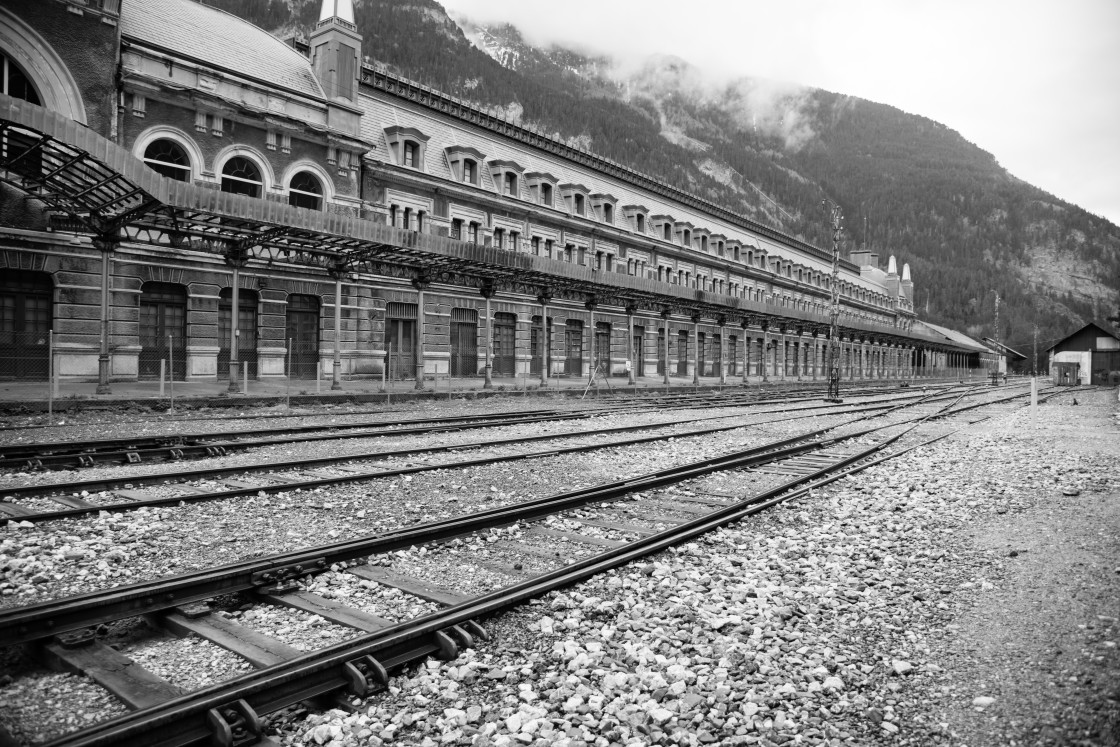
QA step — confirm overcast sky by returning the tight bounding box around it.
[440,0,1120,227]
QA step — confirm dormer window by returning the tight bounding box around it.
[385,126,430,171]
[559,183,590,217]
[590,194,617,225]
[674,221,694,248]
[525,172,559,208]
[444,145,486,186]
[623,205,649,234]
[651,215,674,242]
[710,234,726,257]
[693,228,711,253]
[488,159,525,198]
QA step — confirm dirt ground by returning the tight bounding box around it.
[919,391,1120,747]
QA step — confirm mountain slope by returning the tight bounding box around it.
[204,0,1120,357]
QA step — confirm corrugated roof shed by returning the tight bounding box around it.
[121,0,325,100]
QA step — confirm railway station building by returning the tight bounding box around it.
[0,0,985,390]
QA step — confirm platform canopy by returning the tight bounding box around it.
[0,95,959,349]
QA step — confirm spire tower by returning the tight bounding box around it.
[311,0,361,102]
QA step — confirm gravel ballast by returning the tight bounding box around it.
[1,385,1112,747]
[272,388,1118,747]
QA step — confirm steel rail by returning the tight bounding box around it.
[0,388,965,646]
[39,389,1000,747]
[0,382,957,455]
[2,389,970,519]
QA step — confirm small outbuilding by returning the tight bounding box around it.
[1047,321,1120,385]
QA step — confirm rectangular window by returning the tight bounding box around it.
[509,231,520,251]
[493,228,504,249]
[451,218,463,240]
[532,236,541,255]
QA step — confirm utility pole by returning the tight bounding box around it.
[823,200,843,402]
[1033,324,1039,377]
[992,292,1000,381]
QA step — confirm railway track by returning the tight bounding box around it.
[0,383,1062,746]
[0,384,940,470]
[0,387,988,522]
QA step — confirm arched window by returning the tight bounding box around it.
[221,156,262,197]
[1,53,41,105]
[142,139,191,182]
[635,213,645,232]
[288,170,322,210]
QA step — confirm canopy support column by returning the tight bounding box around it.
[93,235,115,395]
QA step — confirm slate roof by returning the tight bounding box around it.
[121,0,325,100]
[914,321,989,352]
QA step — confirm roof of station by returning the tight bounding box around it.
[981,337,1028,361]
[915,321,989,353]
[0,94,962,349]
[120,0,326,100]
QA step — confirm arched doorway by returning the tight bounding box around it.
[138,282,187,380]
[492,312,516,376]
[285,294,320,379]
[0,269,51,379]
[450,308,478,377]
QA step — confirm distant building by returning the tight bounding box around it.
[1047,322,1120,386]
[980,338,1028,376]
[0,0,982,389]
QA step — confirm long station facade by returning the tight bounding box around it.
[0,0,988,390]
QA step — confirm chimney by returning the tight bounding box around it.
[848,248,871,267]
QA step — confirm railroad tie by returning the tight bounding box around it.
[43,638,186,710]
[567,517,655,537]
[260,589,393,632]
[46,494,98,509]
[153,607,302,669]
[638,498,712,517]
[348,565,471,607]
[526,527,627,548]
[0,502,36,517]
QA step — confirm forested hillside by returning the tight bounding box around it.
[202,0,1120,357]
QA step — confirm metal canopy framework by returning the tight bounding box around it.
[0,96,960,351]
